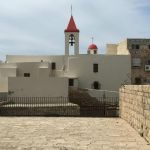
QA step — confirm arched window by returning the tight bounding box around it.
[92,81,100,89]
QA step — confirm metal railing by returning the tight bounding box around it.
[0,97,119,117]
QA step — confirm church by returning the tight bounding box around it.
[0,15,131,98]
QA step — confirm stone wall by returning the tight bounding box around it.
[120,85,150,143]
[0,104,80,116]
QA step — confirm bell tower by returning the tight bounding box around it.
[64,15,79,55]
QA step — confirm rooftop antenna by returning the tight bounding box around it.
[71,5,73,16]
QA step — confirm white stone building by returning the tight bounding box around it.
[0,15,131,98]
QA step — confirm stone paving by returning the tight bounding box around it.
[0,117,149,150]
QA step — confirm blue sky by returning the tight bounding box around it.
[0,0,150,60]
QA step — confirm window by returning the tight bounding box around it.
[132,58,141,67]
[93,64,98,73]
[51,62,56,70]
[94,50,97,54]
[131,44,135,49]
[143,78,147,83]
[24,73,30,77]
[148,60,150,65]
[135,77,141,85]
[136,44,140,49]
[146,78,150,83]
[145,66,149,70]
[93,81,100,89]
[69,79,74,86]
[132,44,140,50]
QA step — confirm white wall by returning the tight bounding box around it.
[6,55,67,75]
[8,77,68,98]
[6,55,65,69]
[2,54,131,94]
[17,62,40,78]
[67,54,131,91]
[0,67,17,92]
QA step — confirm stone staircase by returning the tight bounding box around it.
[69,88,119,117]
[69,88,101,106]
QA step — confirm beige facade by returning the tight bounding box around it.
[106,44,118,55]
[106,39,150,84]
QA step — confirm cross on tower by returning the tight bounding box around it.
[64,6,79,55]
[71,5,72,16]
[91,37,94,44]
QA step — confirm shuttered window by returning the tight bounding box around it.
[132,58,141,67]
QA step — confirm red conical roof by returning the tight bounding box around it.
[65,16,79,32]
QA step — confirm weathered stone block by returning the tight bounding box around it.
[120,85,150,141]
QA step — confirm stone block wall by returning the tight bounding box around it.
[0,104,80,116]
[120,85,150,142]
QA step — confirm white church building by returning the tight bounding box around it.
[0,15,131,98]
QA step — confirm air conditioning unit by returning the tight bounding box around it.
[145,65,150,71]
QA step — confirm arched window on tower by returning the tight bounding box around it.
[69,34,75,46]
[92,81,101,90]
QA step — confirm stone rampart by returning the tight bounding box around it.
[120,85,150,142]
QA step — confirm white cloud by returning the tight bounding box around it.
[0,0,150,60]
